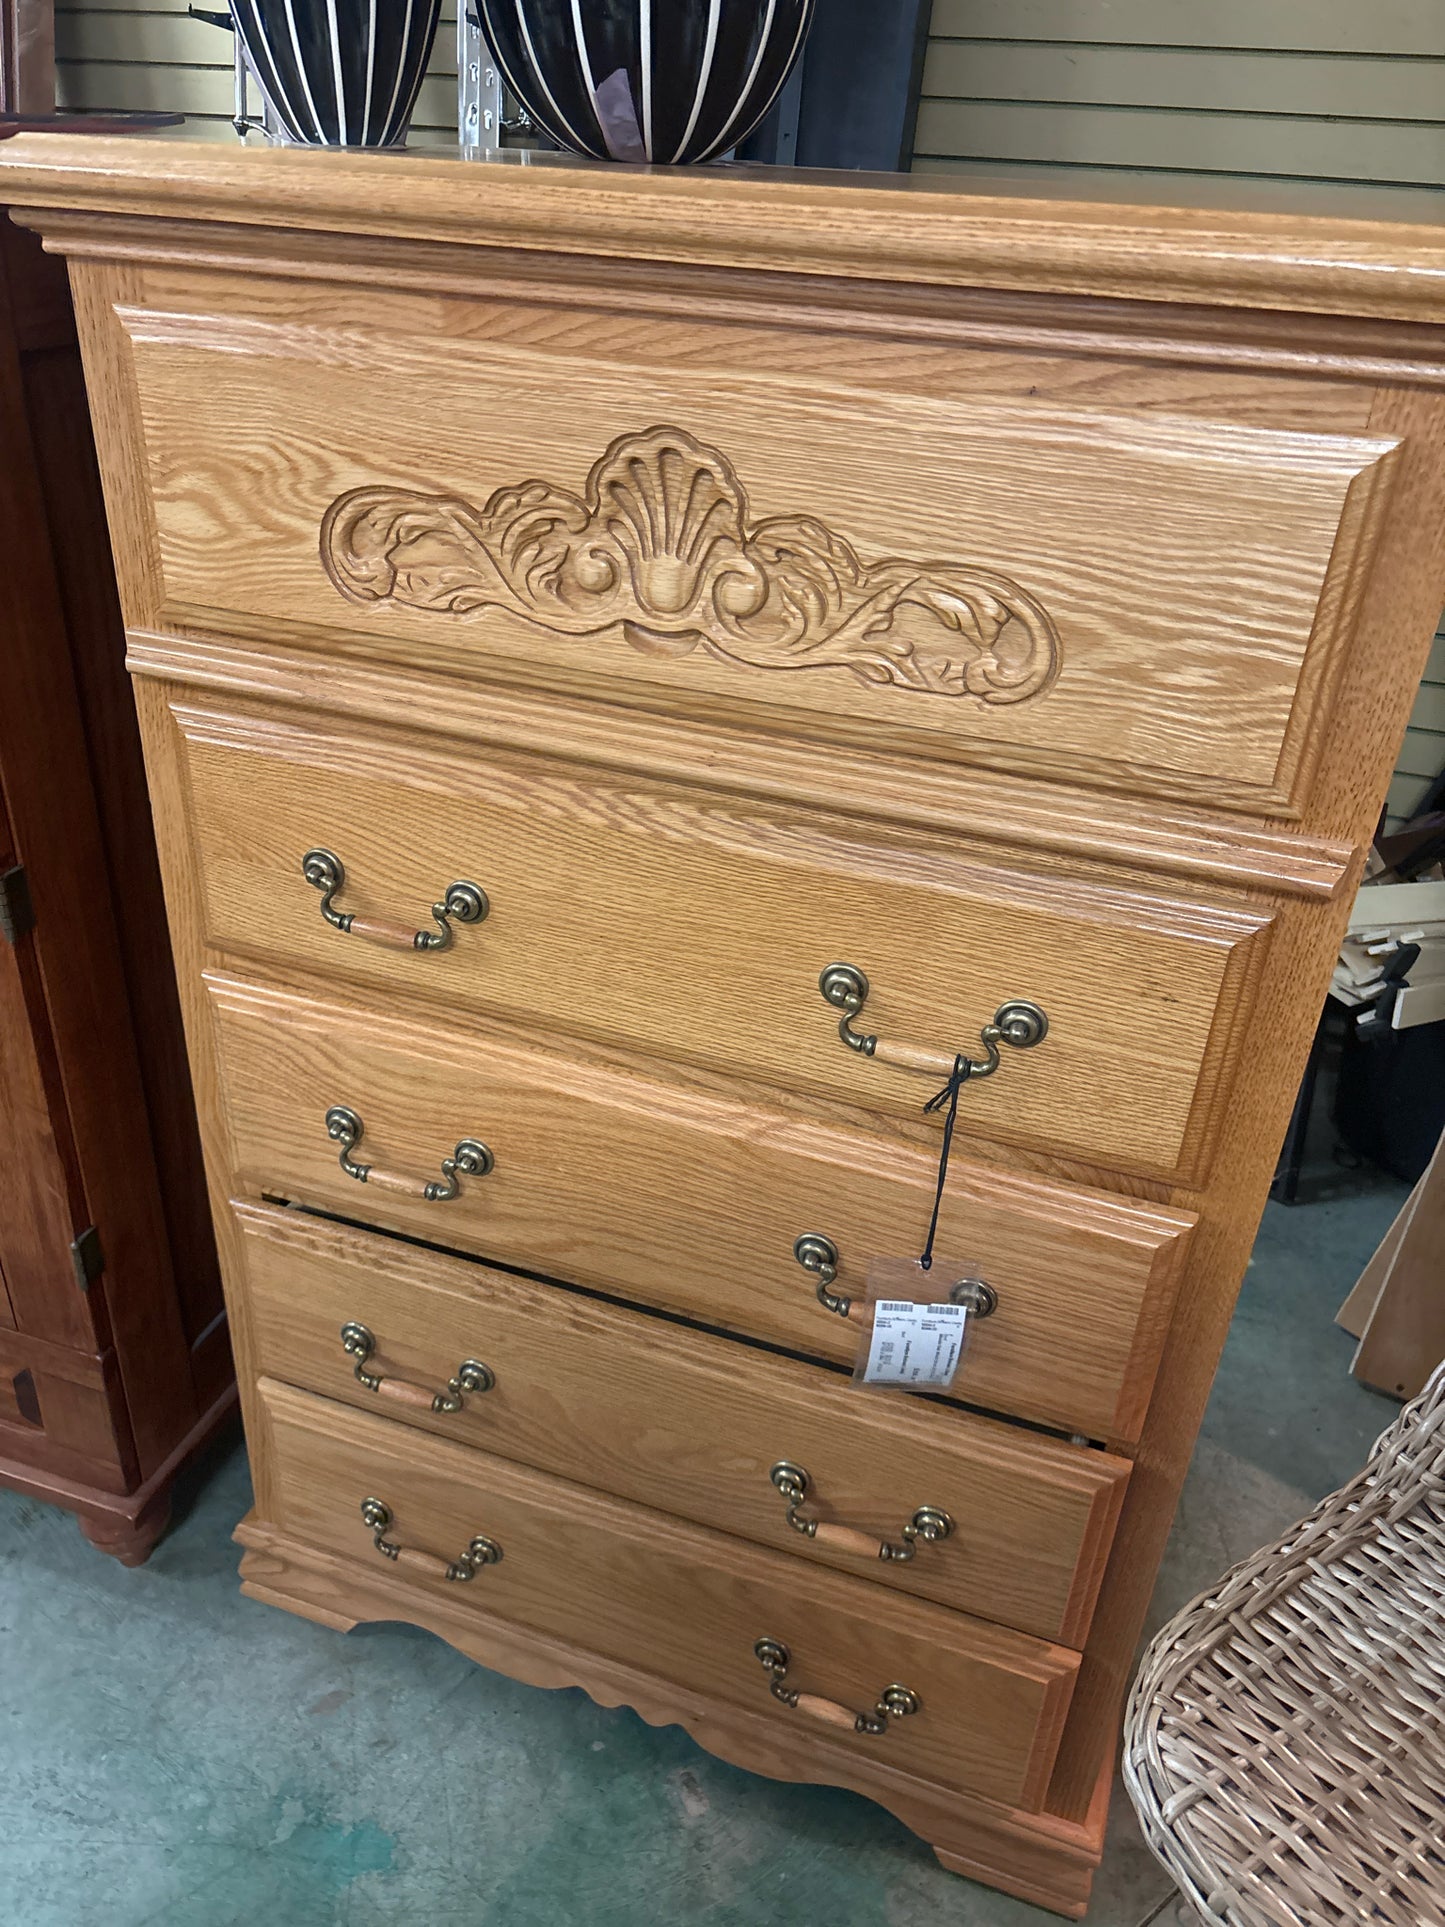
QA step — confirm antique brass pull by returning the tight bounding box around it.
[340,1323,495,1413]
[325,1106,493,1202]
[754,1638,919,1735]
[769,1462,952,1563]
[819,963,1047,1081]
[303,848,488,953]
[791,1234,998,1323]
[360,1497,501,1581]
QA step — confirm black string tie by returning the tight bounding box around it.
[919,1054,973,1274]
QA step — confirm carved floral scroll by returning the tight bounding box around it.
[320,426,1061,704]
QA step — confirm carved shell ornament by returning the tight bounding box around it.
[320,426,1062,704]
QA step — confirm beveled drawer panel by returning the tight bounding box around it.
[172,698,1269,1182]
[235,1200,1130,1645]
[256,1376,1080,1811]
[209,975,1193,1442]
[128,301,1399,816]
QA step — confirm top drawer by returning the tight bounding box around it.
[120,297,1399,816]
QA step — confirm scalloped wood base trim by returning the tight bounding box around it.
[235,1512,1108,1918]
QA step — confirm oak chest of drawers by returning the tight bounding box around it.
[8,136,1445,1915]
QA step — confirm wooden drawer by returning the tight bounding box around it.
[255,1375,1080,1810]
[171,697,1269,1182]
[126,292,1399,818]
[209,974,1193,1443]
[235,1200,1130,1645]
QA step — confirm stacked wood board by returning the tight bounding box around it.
[1334,878,1445,1035]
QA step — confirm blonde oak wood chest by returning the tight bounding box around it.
[6,136,1445,1915]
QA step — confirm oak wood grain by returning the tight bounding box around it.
[257,1376,1080,1812]
[236,1199,1129,1645]
[173,697,1269,1182]
[136,260,1388,434]
[8,137,1445,325]
[127,629,1358,905]
[128,309,1400,814]
[25,142,1445,1909]
[59,217,1445,403]
[1043,380,1445,1820]
[209,972,1194,1444]
[237,1512,1109,1917]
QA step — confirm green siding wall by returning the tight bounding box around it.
[917,0,1445,194]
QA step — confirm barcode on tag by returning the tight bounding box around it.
[860,1300,968,1389]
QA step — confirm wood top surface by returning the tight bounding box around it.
[3,134,1445,323]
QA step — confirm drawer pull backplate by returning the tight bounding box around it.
[769,1461,952,1564]
[820,962,1047,1082]
[340,1321,495,1413]
[360,1497,501,1582]
[792,1234,997,1324]
[303,847,488,953]
[754,1637,919,1735]
[325,1105,493,1202]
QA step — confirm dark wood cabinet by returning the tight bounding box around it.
[0,199,231,1563]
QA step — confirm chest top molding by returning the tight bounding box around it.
[321,423,1063,708]
[6,137,1445,329]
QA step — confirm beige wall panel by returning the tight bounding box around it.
[928,0,1445,56]
[913,100,1445,185]
[923,42,1445,121]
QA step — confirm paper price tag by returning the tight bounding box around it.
[857,1300,968,1390]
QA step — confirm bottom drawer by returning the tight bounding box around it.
[255,1377,1080,1811]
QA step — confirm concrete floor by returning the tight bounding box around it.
[0,1180,1410,1927]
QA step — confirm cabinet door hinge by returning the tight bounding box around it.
[70,1227,104,1293]
[0,865,35,944]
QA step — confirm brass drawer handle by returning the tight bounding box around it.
[325,1105,494,1201]
[754,1638,919,1735]
[769,1461,952,1564]
[340,1322,495,1413]
[819,963,1046,1080]
[303,847,488,953]
[792,1234,997,1323]
[360,1497,501,1582]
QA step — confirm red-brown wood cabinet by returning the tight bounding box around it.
[0,197,232,1563]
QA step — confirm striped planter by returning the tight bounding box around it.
[478,0,816,165]
[231,0,442,145]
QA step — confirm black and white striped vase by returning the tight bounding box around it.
[477,0,816,165]
[230,0,442,145]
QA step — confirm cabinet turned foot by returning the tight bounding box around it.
[78,1490,173,1567]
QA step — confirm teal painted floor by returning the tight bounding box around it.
[0,1182,1409,1927]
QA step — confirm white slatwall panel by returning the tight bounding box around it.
[916,1,1445,827]
[55,0,461,143]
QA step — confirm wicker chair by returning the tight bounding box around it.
[1124,1363,1445,1927]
